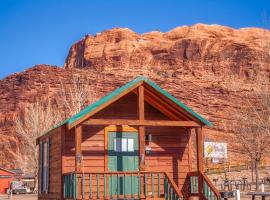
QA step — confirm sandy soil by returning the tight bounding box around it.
[0,194,37,200]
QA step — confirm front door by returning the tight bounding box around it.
[108,131,139,197]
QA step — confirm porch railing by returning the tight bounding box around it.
[187,171,220,200]
[63,171,182,200]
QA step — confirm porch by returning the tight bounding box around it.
[62,171,220,200]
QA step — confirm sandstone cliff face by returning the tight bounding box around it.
[0,24,270,167]
[64,23,270,135]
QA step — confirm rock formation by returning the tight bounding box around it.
[0,24,269,167]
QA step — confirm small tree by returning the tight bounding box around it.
[233,74,270,190]
[15,72,96,191]
[59,72,96,117]
[15,101,61,191]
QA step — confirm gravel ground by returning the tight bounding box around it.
[0,194,37,200]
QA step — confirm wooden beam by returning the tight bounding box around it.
[138,85,145,171]
[133,89,180,120]
[143,83,202,124]
[144,88,189,120]
[196,127,204,200]
[82,119,200,127]
[75,125,82,172]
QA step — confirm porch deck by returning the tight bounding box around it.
[63,171,220,200]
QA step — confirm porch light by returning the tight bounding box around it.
[145,146,152,155]
[145,134,152,142]
[76,153,82,163]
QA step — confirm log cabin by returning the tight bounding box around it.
[37,76,220,200]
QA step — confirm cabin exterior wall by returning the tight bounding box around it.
[62,93,192,192]
[38,128,62,200]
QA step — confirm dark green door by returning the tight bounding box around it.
[108,131,139,197]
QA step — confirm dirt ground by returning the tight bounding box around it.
[0,194,37,200]
[207,168,270,199]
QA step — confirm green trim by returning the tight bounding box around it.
[67,76,144,126]
[40,76,212,138]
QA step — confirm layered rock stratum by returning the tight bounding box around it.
[0,24,270,168]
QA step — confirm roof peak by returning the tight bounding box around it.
[38,76,212,139]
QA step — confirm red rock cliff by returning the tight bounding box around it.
[0,24,269,167]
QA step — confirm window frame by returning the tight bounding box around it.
[39,138,50,194]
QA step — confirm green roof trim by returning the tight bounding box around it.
[40,76,212,138]
[66,76,145,125]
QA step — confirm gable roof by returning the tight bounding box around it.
[40,76,212,138]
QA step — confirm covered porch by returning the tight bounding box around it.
[63,124,219,199]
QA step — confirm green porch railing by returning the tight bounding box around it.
[164,172,182,200]
[63,171,183,200]
[63,173,77,199]
[187,171,220,200]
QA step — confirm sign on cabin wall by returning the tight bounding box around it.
[204,142,227,161]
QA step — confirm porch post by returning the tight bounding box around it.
[138,85,145,170]
[75,125,82,172]
[196,127,204,200]
[60,126,66,200]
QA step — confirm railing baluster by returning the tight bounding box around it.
[169,184,172,200]
[63,175,65,198]
[144,173,147,198]
[117,174,119,198]
[97,174,100,199]
[131,174,133,198]
[164,176,167,200]
[89,174,92,199]
[68,175,70,198]
[82,174,84,199]
[73,173,77,200]
[110,174,112,199]
[151,173,154,197]
[123,174,126,198]
[158,173,160,197]
[104,174,106,199]
[138,173,141,198]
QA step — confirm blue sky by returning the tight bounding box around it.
[0,0,269,79]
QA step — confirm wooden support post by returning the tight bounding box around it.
[75,125,82,172]
[60,126,66,200]
[196,127,204,200]
[138,85,145,170]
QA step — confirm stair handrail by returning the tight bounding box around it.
[199,171,220,199]
[164,172,182,198]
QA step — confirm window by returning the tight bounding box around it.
[39,139,50,193]
[114,138,134,152]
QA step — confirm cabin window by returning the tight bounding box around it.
[39,139,50,193]
[114,138,134,152]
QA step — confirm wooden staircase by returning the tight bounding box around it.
[185,171,220,200]
[63,171,220,200]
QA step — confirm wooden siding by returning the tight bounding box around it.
[62,92,191,193]
[145,126,190,188]
[63,126,106,173]
[38,127,62,200]
[92,92,170,121]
